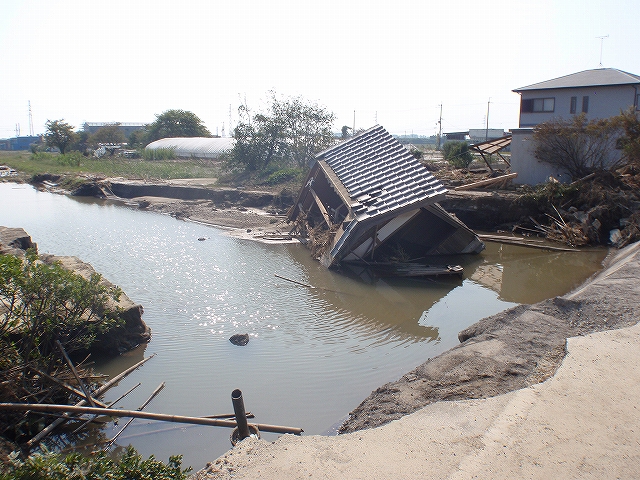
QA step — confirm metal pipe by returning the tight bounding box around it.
[231,389,250,440]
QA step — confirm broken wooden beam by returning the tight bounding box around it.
[453,172,518,191]
[478,234,580,252]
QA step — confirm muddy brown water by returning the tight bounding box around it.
[1,182,607,469]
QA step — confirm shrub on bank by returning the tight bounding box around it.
[1,446,191,480]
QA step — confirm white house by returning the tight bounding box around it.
[510,68,640,184]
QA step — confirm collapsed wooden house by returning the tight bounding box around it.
[288,125,485,269]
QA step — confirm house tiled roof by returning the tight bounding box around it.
[316,125,447,219]
[513,68,640,92]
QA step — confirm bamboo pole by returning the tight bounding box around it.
[274,274,354,296]
[31,368,108,408]
[105,382,165,448]
[72,382,142,434]
[56,341,96,408]
[274,273,314,289]
[1,403,303,435]
[27,354,156,447]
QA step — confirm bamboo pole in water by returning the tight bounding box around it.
[105,382,166,448]
[27,354,156,447]
[1,403,303,435]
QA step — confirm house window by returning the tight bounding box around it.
[570,96,577,114]
[582,96,589,113]
[521,97,555,113]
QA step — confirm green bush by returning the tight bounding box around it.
[443,141,474,168]
[1,446,191,480]
[31,151,83,167]
[56,151,84,167]
[143,147,176,161]
[0,250,122,363]
[265,168,302,185]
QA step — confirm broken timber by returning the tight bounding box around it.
[288,125,485,268]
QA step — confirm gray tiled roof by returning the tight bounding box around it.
[514,68,640,92]
[316,125,446,219]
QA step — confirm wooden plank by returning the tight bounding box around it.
[309,187,332,227]
[478,234,580,252]
[453,172,518,191]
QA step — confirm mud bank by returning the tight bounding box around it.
[69,178,531,234]
[195,241,640,479]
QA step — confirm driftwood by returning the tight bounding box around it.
[1,403,303,435]
[27,354,156,447]
[453,172,518,191]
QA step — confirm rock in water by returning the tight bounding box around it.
[229,333,250,346]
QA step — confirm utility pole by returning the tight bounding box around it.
[437,104,442,151]
[596,35,608,67]
[353,110,355,135]
[485,98,491,141]
[28,101,34,136]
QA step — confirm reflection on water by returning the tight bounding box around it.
[0,183,607,469]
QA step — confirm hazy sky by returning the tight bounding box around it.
[1,0,639,139]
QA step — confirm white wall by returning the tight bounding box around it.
[510,129,570,185]
[518,84,637,127]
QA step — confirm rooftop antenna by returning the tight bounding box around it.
[596,35,608,67]
[485,98,491,141]
[28,101,34,136]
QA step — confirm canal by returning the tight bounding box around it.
[1,182,607,469]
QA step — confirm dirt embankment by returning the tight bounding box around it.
[339,241,640,433]
[57,169,640,250]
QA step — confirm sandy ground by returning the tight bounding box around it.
[194,242,640,479]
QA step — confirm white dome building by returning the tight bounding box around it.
[145,137,235,159]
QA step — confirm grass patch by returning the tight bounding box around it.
[0,151,221,181]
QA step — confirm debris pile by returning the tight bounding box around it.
[514,170,640,248]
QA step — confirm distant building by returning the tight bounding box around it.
[444,131,468,141]
[0,135,42,151]
[82,122,146,138]
[468,129,505,143]
[510,68,640,184]
[443,130,504,143]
